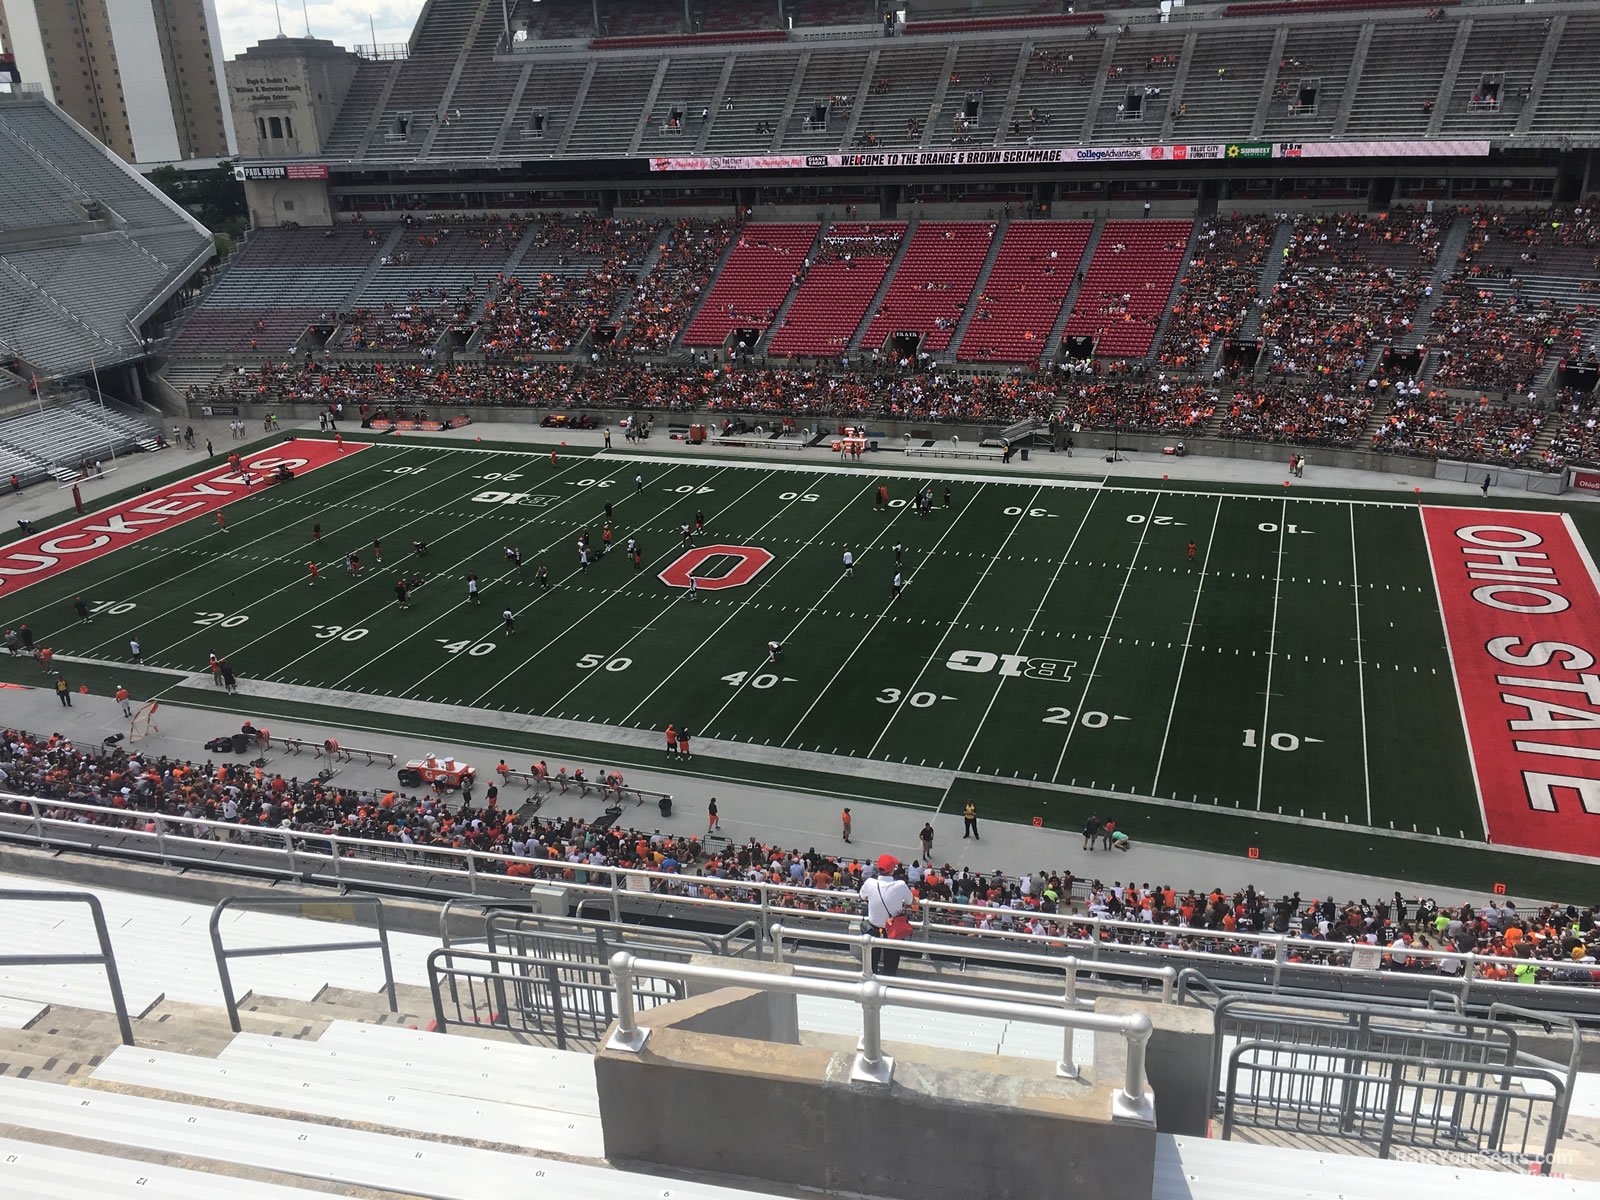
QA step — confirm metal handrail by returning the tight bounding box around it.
[768,921,1179,1004]
[605,948,1156,1123]
[4,795,1595,1000]
[208,896,397,1033]
[0,889,134,1045]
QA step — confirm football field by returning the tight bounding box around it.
[3,433,1597,894]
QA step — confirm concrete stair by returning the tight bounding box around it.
[1039,216,1103,368]
[945,212,1010,362]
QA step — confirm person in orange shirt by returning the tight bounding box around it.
[115,686,131,717]
[307,561,319,586]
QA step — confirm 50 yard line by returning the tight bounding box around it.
[1150,494,1223,797]
[1049,493,1159,784]
[1253,497,1288,811]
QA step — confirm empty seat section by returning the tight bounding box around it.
[850,44,948,149]
[1173,28,1278,141]
[1064,220,1192,357]
[430,14,525,159]
[1088,30,1185,145]
[641,56,727,150]
[564,58,659,156]
[958,221,1090,363]
[1260,24,1361,140]
[702,52,801,153]
[682,223,817,346]
[781,48,871,150]
[929,41,1023,148]
[861,222,994,352]
[1344,18,1457,137]
[768,222,904,356]
[507,61,590,152]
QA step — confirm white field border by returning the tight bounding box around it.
[1417,504,1492,842]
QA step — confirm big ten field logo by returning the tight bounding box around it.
[471,491,558,507]
[660,544,774,591]
[945,650,1076,681]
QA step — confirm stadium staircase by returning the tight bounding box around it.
[1141,220,1206,368]
[748,225,826,354]
[847,217,919,352]
[1359,395,1392,446]
[1039,217,1103,367]
[1424,16,1473,139]
[1514,12,1567,137]
[668,224,745,354]
[1202,217,1291,379]
[989,39,1031,147]
[416,0,495,159]
[943,213,1009,360]
[1330,22,1375,137]
[609,224,674,330]
[1410,213,1469,342]
[556,62,600,156]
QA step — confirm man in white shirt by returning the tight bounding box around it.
[860,854,913,976]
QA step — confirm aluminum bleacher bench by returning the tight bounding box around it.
[497,764,670,809]
[905,445,1005,460]
[276,735,396,767]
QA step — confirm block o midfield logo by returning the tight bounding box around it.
[660,544,775,591]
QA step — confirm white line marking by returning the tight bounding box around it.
[1350,504,1373,826]
[1151,495,1222,796]
[1051,492,1160,784]
[952,488,1103,776]
[1254,498,1287,811]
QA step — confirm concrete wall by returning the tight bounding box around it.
[1097,996,1214,1136]
[595,987,1158,1200]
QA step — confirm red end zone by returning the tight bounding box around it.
[0,439,366,597]
[1422,506,1600,858]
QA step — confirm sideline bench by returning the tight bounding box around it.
[277,735,396,767]
[905,444,1005,460]
[497,764,671,809]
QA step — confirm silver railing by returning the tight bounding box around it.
[4,795,1595,1005]
[208,895,397,1033]
[605,950,1156,1123]
[0,889,134,1045]
[1211,994,1574,1166]
[768,921,1179,1005]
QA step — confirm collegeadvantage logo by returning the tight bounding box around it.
[1226,142,1274,160]
[1074,147,1145,162]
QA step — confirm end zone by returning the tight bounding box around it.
[0,439,367,597]
[1421,506,1600,859]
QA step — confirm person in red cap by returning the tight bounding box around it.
[860,855,913,976]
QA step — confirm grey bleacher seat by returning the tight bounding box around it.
[429,15,524,160]
[1261,24,1361,140]
[1003,39,1094,148]
[0,269,125,374]
[564,58,662,156]
[508,60,589,152]
[0,1136,335,1199]
[1088,29,1185,144]
[0,103,188,231]
[0,400,156,477]
[701,51,800,153]
[1438,13,1547,138]
[850,44,948,149]
[1526,12,1600,138]
[641,56,726,150]
[3,237,167,345]
[1345,18,1457,138]
[320,59,397,156]
[929,41,1023,149]
[782,47,873,150]
[1175,28,1278,141]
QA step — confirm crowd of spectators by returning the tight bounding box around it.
[2,727,1594,983]
[1425,282,1596,397]
[1261,209,1443,382]
[1055,377,1214,435]
[1155,215,1276,373]
[1369,393,1544,464]
[337,294,473,352]
[1212,385,1373,447]
[616,218,735,354]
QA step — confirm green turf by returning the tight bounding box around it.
[5,433,1595,893]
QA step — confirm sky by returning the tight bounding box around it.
[213,0,422,59]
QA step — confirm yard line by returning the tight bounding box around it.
[204,456,646,690]
[687,479,932,738]
[1049,493,1160,784]
[854,485,1036,759]
[951,488,1104,777]
[1150,494,1223,797]
[322,460,697,691]
[124,448,496,659]
[463,464,764,708]
[1253,498,1288,811]
[1349,505,1372,826]
[36,442,408,645]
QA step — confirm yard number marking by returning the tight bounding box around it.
[194,611,248,628]
[578,653,632,671]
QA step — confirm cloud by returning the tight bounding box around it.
[213,0,420,59]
